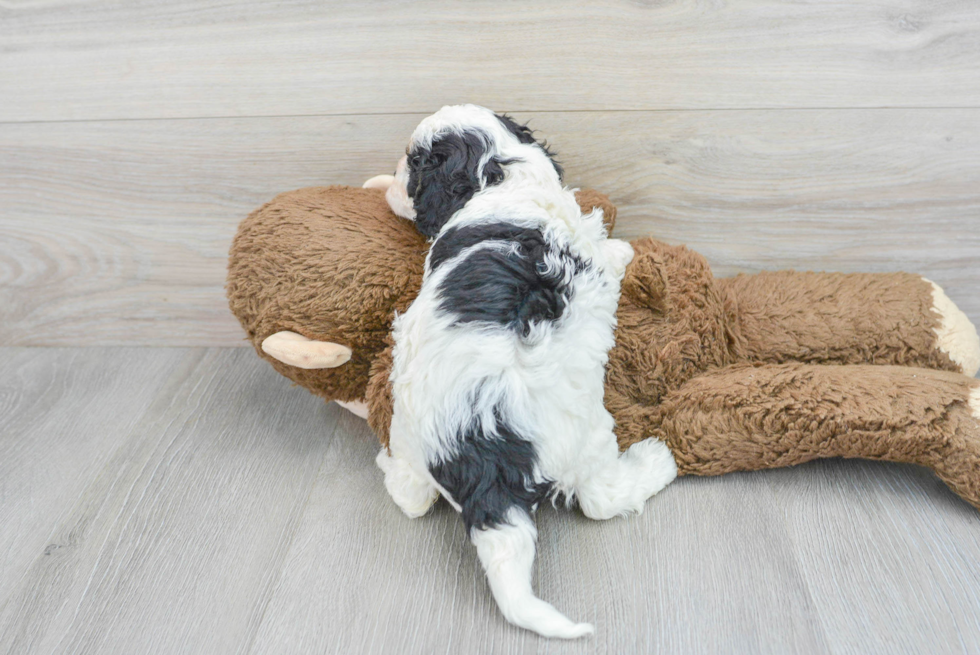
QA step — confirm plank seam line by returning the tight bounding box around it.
[3,106,980,126]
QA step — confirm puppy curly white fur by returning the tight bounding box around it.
[377,105,677,639]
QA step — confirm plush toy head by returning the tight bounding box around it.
[226,185,617,405]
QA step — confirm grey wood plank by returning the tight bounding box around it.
[2,0,980,122]
[247,415,829,655]
[0,348,185,604]
[0,348,342,654]
[768,459,980,654]
[549,108,980,323]
[2,109,977,346]
[2,347,979,653]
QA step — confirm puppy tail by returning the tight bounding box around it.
[470,507,593,639]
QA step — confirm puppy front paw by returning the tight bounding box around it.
[601,239,634,279]
[375,449,438,518]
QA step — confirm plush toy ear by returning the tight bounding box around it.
[362,174,395,190]
[261,331,352,369]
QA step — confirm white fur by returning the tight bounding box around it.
[969,385,980,421]
[471,508,594,639]
[380,105,678,639]
[926,279,980,377]
[376,448,438,518]
[385,155,415,220]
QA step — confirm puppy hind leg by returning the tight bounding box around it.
[576,437,678,520]
[376,448,439,518]
[471,508,593,639]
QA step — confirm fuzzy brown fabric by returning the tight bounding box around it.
[227,185,980,509]
[227,186,615,405]
[650,363,980,507]
[717,270,957,369]
[227,186,425,403]
[602,238,961,451]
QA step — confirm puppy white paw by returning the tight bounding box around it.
[577,438,678,520]
[375,449,438,518]
[626,437,679,501]
[601,239,634,279]
[927,279,980,376]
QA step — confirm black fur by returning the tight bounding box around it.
[494,113,564,180]
[435,225,581,336]
[429,222,539,272]
[407,131,508,239]
[429,407,552,532]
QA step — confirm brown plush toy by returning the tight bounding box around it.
[227,181,980,510]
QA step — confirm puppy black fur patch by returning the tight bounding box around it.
[407,131,509,239]
[430,222,540,272]
[428,407,552,532]
[435,226,580,335]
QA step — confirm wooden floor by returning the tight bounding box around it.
[0,347,978,654]
[2,1,980,652]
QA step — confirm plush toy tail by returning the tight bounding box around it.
[645,362,980,510]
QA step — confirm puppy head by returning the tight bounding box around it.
[386,104,563,238]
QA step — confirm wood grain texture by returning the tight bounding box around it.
[3,348,980,654]
[2,0,980,121]
[0,348,183,602]
[2,109,978,346]
[3,1,979,651]
[770,459,980,655]
[0,348,342,654]
[248,419,832,655]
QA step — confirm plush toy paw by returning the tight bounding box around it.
[335,399,369,419]
[375,448,439,518]
[926,279,980,376]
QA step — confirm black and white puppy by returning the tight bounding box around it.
[376,105,677,639]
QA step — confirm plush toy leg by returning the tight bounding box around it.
[716,271,980,375]
[647,362,980,509]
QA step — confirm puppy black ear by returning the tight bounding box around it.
[495,113,537,145]
[494,113,564,181]
[408,131,504,238]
